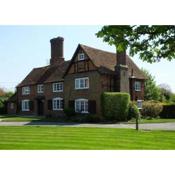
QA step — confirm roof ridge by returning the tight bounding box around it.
[80,44,116,55]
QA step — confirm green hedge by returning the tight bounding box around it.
[160,104,175,118]
[141,101,163,118]
[101,92,130,121]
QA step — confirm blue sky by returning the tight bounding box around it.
[0,25,175,92]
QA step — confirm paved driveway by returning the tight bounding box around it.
[0,121,175,130]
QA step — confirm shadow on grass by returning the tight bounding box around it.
[24,121,82,126]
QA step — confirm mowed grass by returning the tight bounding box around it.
[1,115,175,123]
[127,118,175,124]
[0,126,175,150]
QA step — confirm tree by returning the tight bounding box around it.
[141,69,161,101]
[170,94,175,103]
[96,25,175,63]
[0,88,6,96]
[159,83,172,102]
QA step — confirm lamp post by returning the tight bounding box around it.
[136,100,143,130]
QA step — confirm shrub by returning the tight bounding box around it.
[141,101,163,118]
[128,102,140,120]
[86,114,101,123]
[160,104,175,118]
[64,108,76,118]
[101,92,130,121]
[69,115,87,123]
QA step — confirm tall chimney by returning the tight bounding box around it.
[115,51,129,93]
[50,36,64,65]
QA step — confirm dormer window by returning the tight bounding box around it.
[78,53,85,61]
[37,84,44,93]
[22,86,30,95]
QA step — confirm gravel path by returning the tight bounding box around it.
[0,121,175,130]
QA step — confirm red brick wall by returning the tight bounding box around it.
[129,78,144,101]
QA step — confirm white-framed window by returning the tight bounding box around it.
[53,82,63,92]
[37,84,44,93]
[78,53,85,61]
[75,98,88,113]
[21,100,30,111]
[22,86,30,95]
[75,77,89,89]
[135,81,141,91]
[52,97,63,111]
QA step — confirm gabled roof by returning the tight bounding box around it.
[44,61,70,83]
[80,44,146,79]
[17,61,70,87]
[17,43,145,88]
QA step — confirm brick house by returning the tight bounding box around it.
[7,36,146,116]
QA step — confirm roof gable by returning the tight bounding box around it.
[63,44,98,76]
[17,43,145,88]
[80,44,146,79]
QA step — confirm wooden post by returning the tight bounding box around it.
[136,115,139,130]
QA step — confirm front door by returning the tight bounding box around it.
[37,100,44,116]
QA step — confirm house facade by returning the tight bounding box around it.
[7,36,145,116]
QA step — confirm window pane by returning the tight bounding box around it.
[85,78,89,88]
[80,79,84,88]
[85,101,88,112]
[75,79,79,89]
[80,101,84,111]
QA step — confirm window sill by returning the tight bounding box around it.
[75,88,89,90]
[75,111,89,114]
[52,109,63,111]
[53,91,63,93]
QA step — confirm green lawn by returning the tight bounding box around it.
[0,126,175,149]
[0,115,43,122]
[127,118,175,124]
[1,115,175,123]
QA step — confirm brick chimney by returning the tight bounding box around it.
[50,37,64,65]
[115,51,129,93]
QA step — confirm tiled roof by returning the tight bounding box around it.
[80,44,146,79]
[17,61,70,87]
[44,61,70,83]
[17,44,145,87]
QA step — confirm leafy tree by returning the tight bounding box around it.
[141,69,161,101]
[0,87,14,99]
[0,88,6,96]
[159,83,172,102]
[96,25,175,63]
[170,94,175,103]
